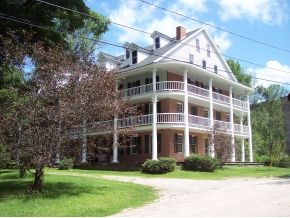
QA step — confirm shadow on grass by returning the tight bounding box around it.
[0,170,110,202]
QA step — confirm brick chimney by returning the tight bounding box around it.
[176,26,186,40]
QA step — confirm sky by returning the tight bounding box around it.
[85,0,290,89]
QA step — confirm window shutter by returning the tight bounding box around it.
[189,135,192,153]
[156,75,160,82]
[137,136,142,154]
[174,133,178,153]
[145,134,149,154]
[157,134,161,153]
[157,102,161,113]
[145,104,149,114]
[126,137,130,154]
[195,136,198,153]
[145,78,149,84]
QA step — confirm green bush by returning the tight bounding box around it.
[141,157,176,174]
[183,154,220,172]
[58,158,74,170]
[257,154,290,168]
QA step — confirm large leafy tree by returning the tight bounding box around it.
[227,59,253,87]
[251,84,288,158]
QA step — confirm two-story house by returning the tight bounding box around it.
[84,26,253,163]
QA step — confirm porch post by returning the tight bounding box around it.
[81,119,87,163]
[240,115,245,162]
[152,69,158,160]
[247,95,253,162]
[183,70,190,157]
[209,79,215,157]
[230,87,235,162]
[112,116,119,163]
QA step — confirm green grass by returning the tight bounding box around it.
[0,170,156,217]
[49,166,290,180]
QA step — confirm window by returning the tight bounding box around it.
[204,108,209,118]
[174,134,183,153]
[189,54,194,64]
[155,37,160,49]
[126,49,130,59]
[130,136,139,154]
[190,135,198,153]
[196,39,200,52]
[207,44,211,57]
[205,138,209,156]
[214,65,218,74]
[177,102,184,113]
[132,50,137,64]
[145,134,161,154]
[216,111,222,121]
[226,113,230,122]
[202,60,206,69]
[191,106,197,116]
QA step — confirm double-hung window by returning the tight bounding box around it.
[132,50,137,64]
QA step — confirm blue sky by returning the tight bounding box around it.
[86,0,290,89]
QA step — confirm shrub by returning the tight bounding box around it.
[141,157,176,174]
[183,154,220,172]
[258,154,290,168]
[58,158,74,170]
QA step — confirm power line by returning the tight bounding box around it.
[35,0,290,74]
[0,13,289,87]
[138,0,290,54]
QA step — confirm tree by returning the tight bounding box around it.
[227,59,253,87]
[0,34,137,192]
[251,84,289,158]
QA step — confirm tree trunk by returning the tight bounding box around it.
[32,166,44,192]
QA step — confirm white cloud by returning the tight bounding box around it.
[217,0,289,25]
[212,32,231,53]
[248,60,290,88]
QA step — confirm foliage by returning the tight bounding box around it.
[141,157,176,174]
[0,144,11,169]
[227,59,253,87]
[251,84,288,159]
[0,170,156,217]
[0,34,137,192]
[183,154,220,172]
[257,154,290,168]
[58,158,74,170]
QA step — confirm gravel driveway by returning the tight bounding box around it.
[105,176,290,217]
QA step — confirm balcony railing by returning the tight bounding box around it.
[120,81,248,110]
[188,115,210,128]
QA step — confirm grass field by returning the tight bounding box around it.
[1,166,289,216]
[48,166,290,180]
[0,170,156,217]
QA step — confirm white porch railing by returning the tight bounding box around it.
[157,113,184,123]
[213,92,231,105]
[188,115,210,128]
[214,120,231,132]
[120,81,248,110]
[187,84,210,98]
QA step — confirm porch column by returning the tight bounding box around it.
[240,115,245,162]
[209,79,215,157]
[183,70,190,157]
[230,87,235,162]
[247,95,253,162]
[81,119,87,163]
[112,116,119,163]
[152,69,158,160]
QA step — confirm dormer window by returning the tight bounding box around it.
[202,60,206,69]
[207,44,211,57]
[196,39,200,52]
[155,37,160,49]
[126,49,130,59]
[214,65,218,73]
[132,50,137,64]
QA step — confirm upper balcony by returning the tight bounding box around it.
[120,81,248,111]
[72,113,249,138]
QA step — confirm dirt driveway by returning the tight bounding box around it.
[105,176,290,217]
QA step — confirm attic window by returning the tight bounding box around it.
[196,39,200,52]
[207,44,211,57]
[126,49,130,59]
[132,50,137,64]
[214,65,218,73]
[155,37,160,49]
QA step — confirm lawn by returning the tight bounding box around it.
[47,166,290,180]
[0,170,156,217]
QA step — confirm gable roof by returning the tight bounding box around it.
[150,30,173,41]
[97,51,122,64]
